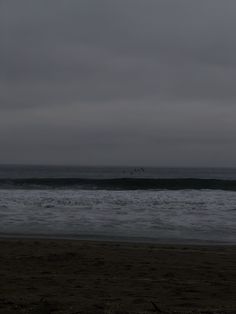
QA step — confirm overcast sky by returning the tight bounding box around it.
[1,0,236,166]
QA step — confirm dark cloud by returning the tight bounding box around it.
[1,0,236,166]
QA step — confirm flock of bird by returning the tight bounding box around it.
[123,167,145,176]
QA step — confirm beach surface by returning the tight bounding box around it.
[0,238,235,313]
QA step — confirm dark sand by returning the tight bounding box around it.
[0,239,235,313]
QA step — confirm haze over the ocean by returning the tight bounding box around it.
[1,0,236,166]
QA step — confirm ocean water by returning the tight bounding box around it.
[0,165,236,244]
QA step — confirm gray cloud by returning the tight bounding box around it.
[1,0,236,166]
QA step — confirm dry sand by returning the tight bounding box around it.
[0,238,235,313]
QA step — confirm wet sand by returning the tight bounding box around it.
[0,238,235,313]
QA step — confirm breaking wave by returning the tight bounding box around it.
[0,178,236,190]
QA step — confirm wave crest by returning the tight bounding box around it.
[0,178,236,190]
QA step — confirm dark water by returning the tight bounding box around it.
[1,165,236,180]
[1,165,236,190]
[0,165,235,243]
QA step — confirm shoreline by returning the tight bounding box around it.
[0,238,235,313]
[1,232,235,246]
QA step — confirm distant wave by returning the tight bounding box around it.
[1,178,236,191]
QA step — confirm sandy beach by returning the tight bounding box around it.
[0,239,235,313]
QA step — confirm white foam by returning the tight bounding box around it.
[0,189,235,243]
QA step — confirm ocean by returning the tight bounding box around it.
[0,165,235,244]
